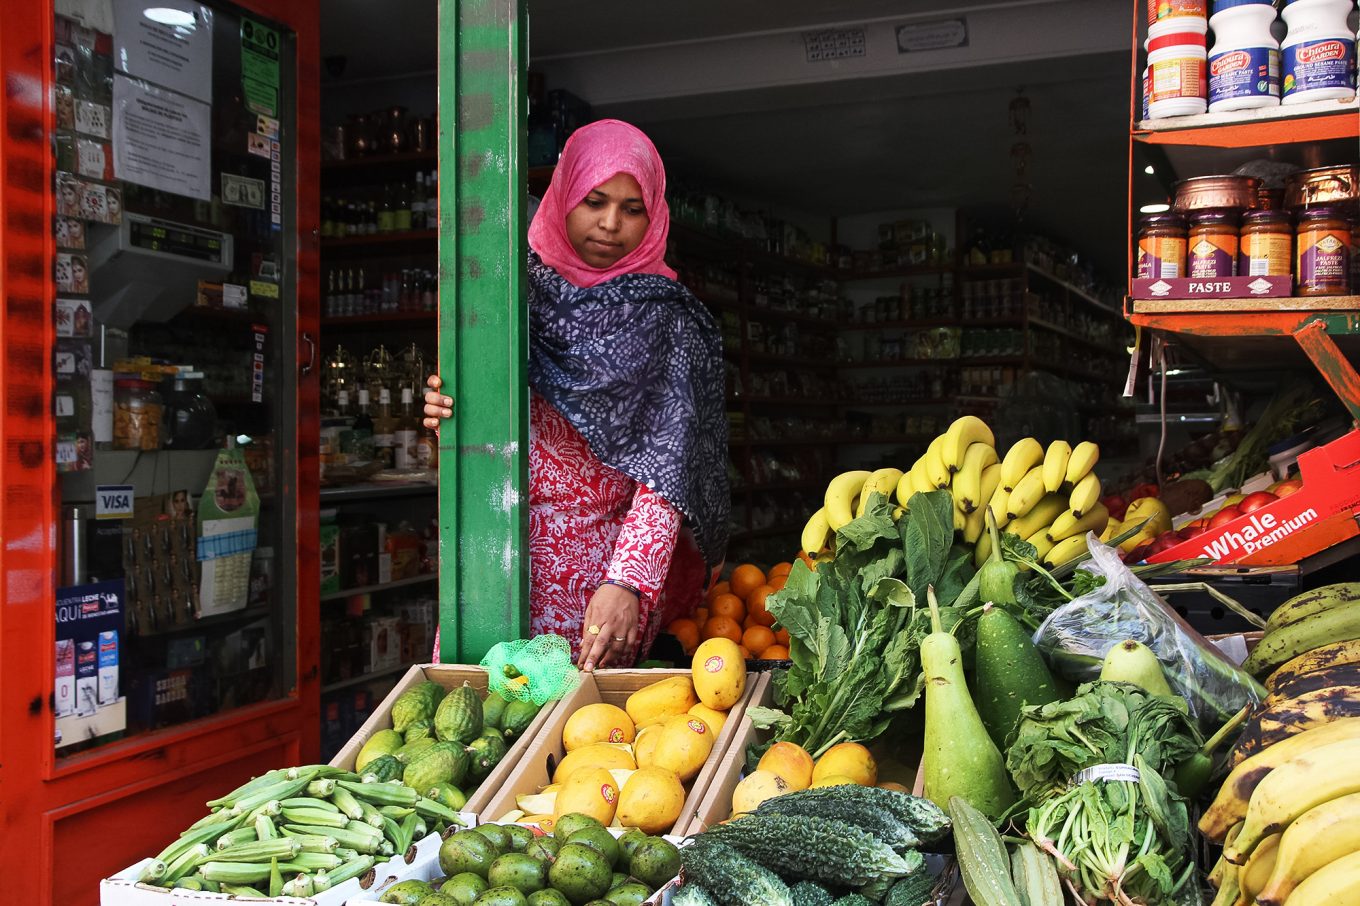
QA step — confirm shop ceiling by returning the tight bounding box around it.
[322,0,1137,275]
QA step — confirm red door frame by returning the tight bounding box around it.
[0,1,320,901]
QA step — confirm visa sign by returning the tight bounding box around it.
[95,485,134,520]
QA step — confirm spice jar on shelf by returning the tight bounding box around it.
[113,379,163,451]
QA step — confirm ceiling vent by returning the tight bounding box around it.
[803,28,866,63]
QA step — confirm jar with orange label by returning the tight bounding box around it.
[1189,210,1239,278]
[1239,210,1293,277]
[1137,214,1188,279]
[1296,207,1352,296]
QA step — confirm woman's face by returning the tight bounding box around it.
[565,172,649,269]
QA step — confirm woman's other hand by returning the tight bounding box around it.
[578,583,639,672]
[423,374,453,431]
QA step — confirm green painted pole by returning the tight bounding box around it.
[436,0,530,664]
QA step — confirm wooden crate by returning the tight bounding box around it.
[479,668,765,835]
[329,663,562,814]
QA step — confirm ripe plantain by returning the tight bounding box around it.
[1045,503,1110,544]
[824,470,871,531]
[923,436,952,490]
[897,458,924,507]
[1240,833,1282,903]
[952,443,998,514]
[1264,663,1360,709]
[962,464,1003,545]
[801,508,832,557]
[1042,440,1071,493]
[1255,791,1360,906]
[1229,687,1360,768]
[941,415,994,474]
[1225,737,1360,864]
[1210,824,1245,889]
[856,468,904,517]
[1203,721,1360,840]
[999,437,1044,492]
[1068,472,1102,519]
[1275,848,1360,906]
[1006,466,1048,521]
[1064,440,1100,486]
[1266,638,1360,694]
[1265,582,1360,633]
[1006,494,1069,544]
[1243,605,1360,677]
[1209,862,1240,906]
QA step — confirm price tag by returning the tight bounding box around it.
[96,485,135,520]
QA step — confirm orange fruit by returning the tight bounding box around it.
[737,645,753,659]
[743,614,760,631]
[797,551,818,571]
[767,575,788,592]
[742,625,776,657]
[667,618,699,653]
[706,581,731,603]
[710,593,746,623]
[775,627,790,646]
[769,562,793,578]
[729,564,767,600]
[762,644,790,660]
[746,586,777,626]
[695,607,709,625]
[702,615,743,644]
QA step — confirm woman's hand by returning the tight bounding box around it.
[423,374,453,432]
[578,583,639,672]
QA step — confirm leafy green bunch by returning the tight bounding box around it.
[747,491,975,759]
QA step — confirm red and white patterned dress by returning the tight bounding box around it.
[435,392,707,664]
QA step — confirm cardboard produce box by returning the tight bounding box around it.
[330,663,563,814]
[478,668,764,835]
[1149,428,1360,566]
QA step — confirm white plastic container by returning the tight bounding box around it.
[1282,0,1357,104]
[1209,0,1282,111]
[1147,17,1210,117]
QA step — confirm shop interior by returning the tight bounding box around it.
[21,0,1360,898]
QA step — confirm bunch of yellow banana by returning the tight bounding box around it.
[1200,714,1360,905]
[799,418,1109,564]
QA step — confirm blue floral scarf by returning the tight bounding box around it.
[527,252,730,569]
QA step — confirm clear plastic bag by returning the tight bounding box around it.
[1032,538,1264,731]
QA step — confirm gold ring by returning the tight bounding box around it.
[613,636,627,642]
[587,624,601,636]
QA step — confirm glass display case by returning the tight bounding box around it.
[0,0,319,899]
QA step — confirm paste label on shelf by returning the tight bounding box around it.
[1241,233,1292,277]
[1283,39,1357,97]
[1190,235,1237,279]
[1148,0,1206,26]
[1138,236,1187,279]
[1209,46,1280,103]
[1298,230,1351,293]
[1151,56,1206,102]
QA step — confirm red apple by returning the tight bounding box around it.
[1209,505,1243,529]
[1180,521,1206,539]
[1124,543,1152,563]
[1148,532,1182,555]
[1272,479,1304,497]
[1239,491,1278,514]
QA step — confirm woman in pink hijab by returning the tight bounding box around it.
[425,120,729,670]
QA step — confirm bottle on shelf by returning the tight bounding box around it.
[351,387,375,461]
[394,386,420,469]
[395,181,413,233]
[411,172,426,231]
[373,386,397,468]
[377,185,395,233]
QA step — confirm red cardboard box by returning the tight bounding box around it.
[1150,428,1360,566]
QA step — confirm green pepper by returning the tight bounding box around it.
[1173,704,1251,799]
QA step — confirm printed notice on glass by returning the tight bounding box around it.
[112,0,213,101]
[112,74,210,200]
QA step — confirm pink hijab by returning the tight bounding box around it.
[528,119,678,288]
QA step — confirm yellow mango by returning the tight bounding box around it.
[812,742,877,787]
[522,814,556,832]
[563,702,636,751]
[811,774,858,789]
[616,766,685,834]
[757,741,814,791]
[553,766,619,825]
[626,676,699,728]
[633,725,662,768]
[692,638,746,711]
[687,703,728,735]
[651,713,716,783]
[731,769,791,815]
[552,742,636,784]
